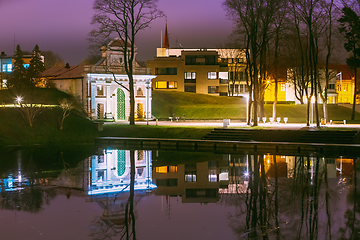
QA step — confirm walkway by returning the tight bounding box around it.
[107,120,360,130]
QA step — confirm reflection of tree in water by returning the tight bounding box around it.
[0,187,57,213]
[339,159,360,240]
[89,150,140,240]
[221,154,345,240]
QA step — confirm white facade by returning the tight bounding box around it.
[87,73,155,121]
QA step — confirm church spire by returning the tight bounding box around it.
[162,22,169,49]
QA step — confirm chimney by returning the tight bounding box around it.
[65,63,70,69]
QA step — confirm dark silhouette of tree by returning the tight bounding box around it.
[7,45,29,89]
[89,0,163,125]
[338,5,360,120]
[28,45,45,86]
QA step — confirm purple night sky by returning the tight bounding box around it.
[0,0,233,65]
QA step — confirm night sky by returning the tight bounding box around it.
[0,0,233,65]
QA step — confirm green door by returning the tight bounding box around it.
[117,88,125,120]
[117,150,126,176]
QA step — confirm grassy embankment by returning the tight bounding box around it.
[0,88,99,146]
[152,90,360,123]
[2,89,360,146]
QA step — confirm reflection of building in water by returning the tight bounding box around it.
[262,155,354,179]
[0,151,30,192]
[85,149,156,195]
[152,155,229,203]
[264,154,295,178]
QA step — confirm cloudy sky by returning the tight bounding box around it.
[0,0,233,65]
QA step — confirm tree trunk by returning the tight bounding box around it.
[352,67,357,120]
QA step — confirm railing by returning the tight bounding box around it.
[84,65,151,75]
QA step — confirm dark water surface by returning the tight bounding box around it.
[0,145,359,240]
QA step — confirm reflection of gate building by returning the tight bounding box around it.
[85,149,156,195]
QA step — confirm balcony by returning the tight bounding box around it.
[219,79,228,84]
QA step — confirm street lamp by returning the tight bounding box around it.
[15,96,22,106]
[336,72,342,103]
[244,94,249,125]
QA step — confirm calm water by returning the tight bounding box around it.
[0,145,359,240]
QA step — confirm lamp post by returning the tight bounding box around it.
[310,96,315,126]
[244,94,249,125]
[336,72,342,103]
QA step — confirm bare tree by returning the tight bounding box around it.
[58,99,74,130]
[224,0,285,126]
[90,0,163,125]
[16,94,42,127]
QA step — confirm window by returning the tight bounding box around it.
[155,67,177,75]
[185,171,197,182]
[185,72,196,79]
[239,72,244,81]
[185,86,196,93]
[240,84,246,93]
[2,79,7,88]
[337,84,342,92]
[208,72,218,79]
[343,84,348,91]
[208,170,217,182]
[156,81,167,89]
[2,64,12,72]
[185,72,196,83]
[208,86,219,94]
[23,64,30,69]
[97,85,104,96]
[280,83,286,91]
[169,166,178,173]
[155,81,177,89]
[156,179,178,187]
[234,84,239,93]
[185,56,197,65]
[156,166,168,173]
[328,84,335,90]
[168,81,177,89]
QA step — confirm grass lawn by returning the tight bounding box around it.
[152,90,360,123]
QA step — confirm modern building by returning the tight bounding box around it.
[147,24,247,96]
[40,39,155,121]
[0,51,41,89]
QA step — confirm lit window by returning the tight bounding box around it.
[281,84,285,91]
[168,82,177,89]
[184,72,196,79]
[156,166,167,173]
[208,170,217,182]
[97,85,104,96]
[155,81,167,89]
[343,84,348,91]
[169,166,178,173]
[185,171,196,182]
[2,64,12,72]
[208,72,218,79]
[23,64,30,69]
[2,79,7,88]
